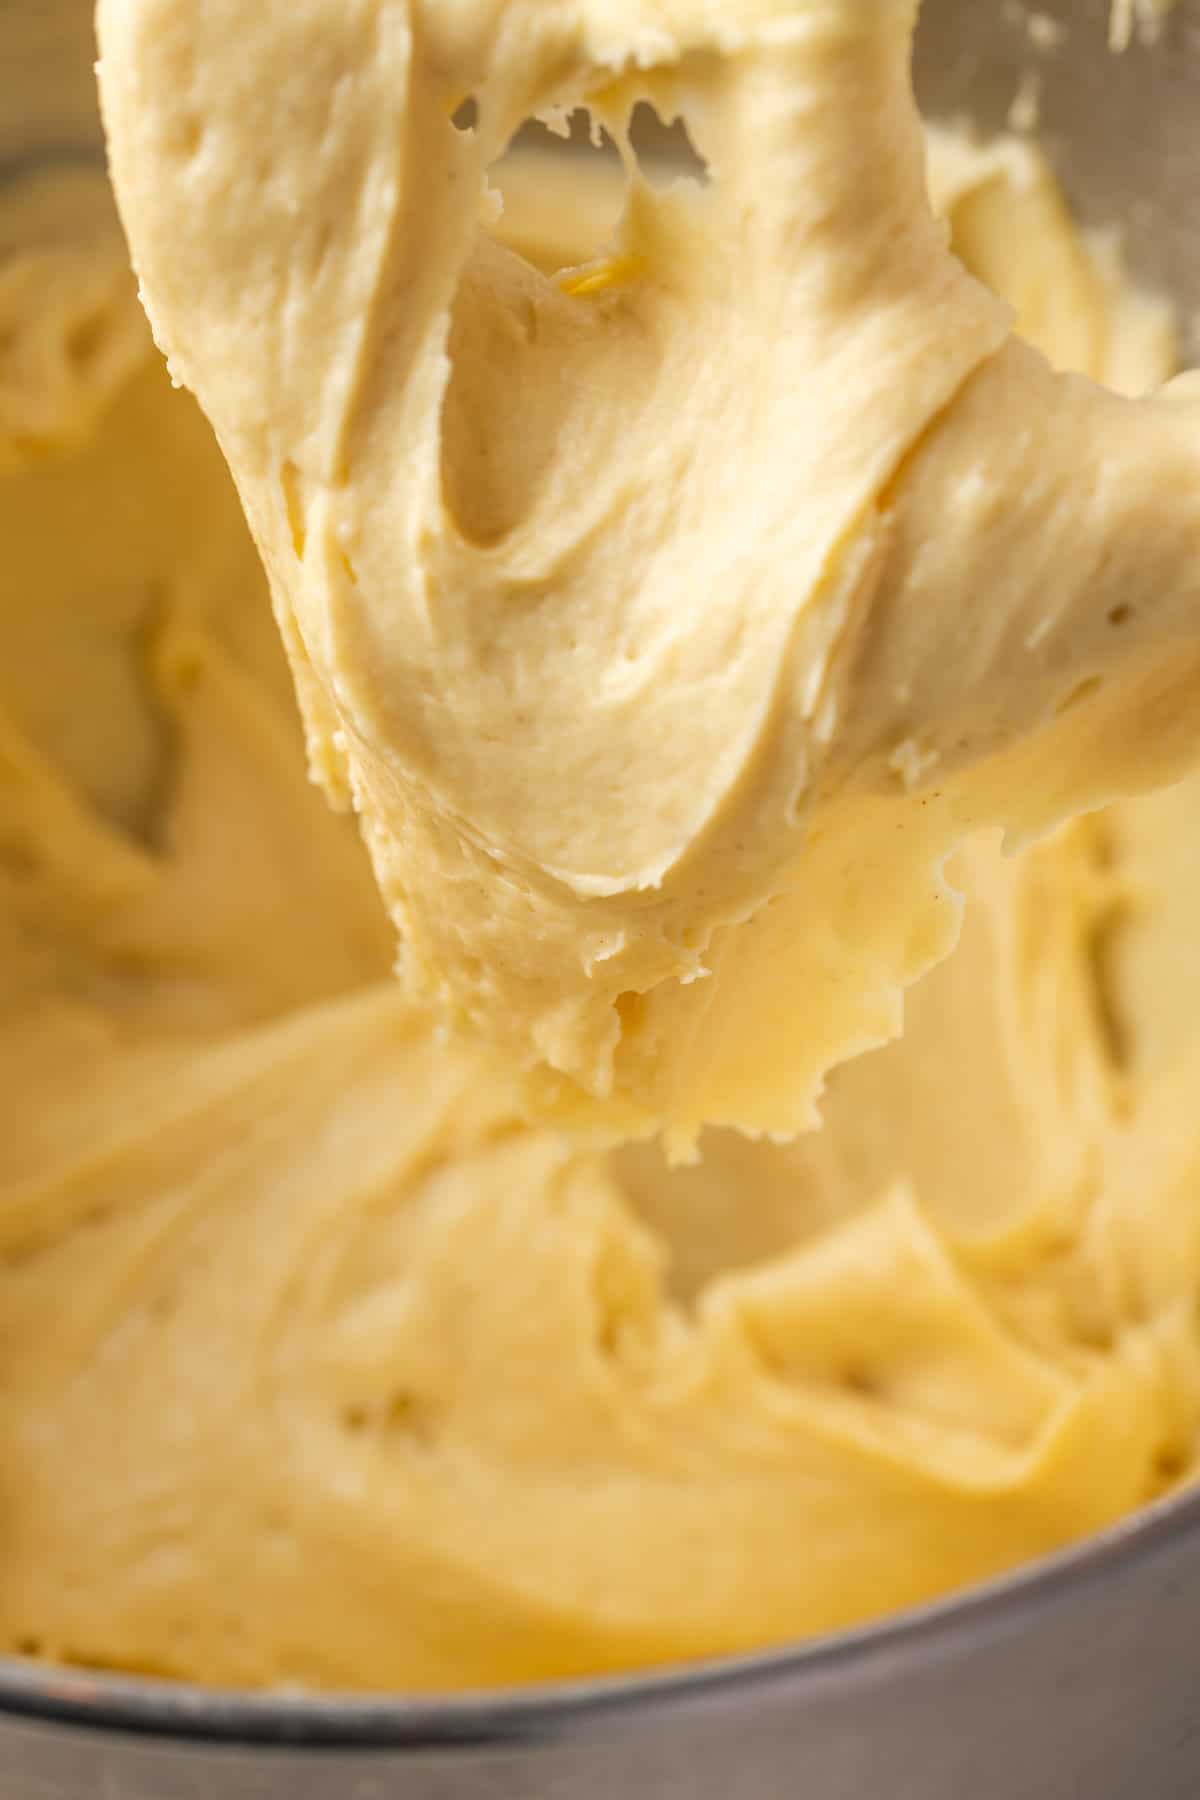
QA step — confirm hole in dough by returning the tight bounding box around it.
[438,100,705,549]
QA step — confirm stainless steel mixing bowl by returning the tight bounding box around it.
[4,1,1200,1794]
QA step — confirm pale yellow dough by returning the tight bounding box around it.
[5,119,1200,1690]
[98,0,1200,1148]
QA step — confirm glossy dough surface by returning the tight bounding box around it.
[3,128,1200,1687]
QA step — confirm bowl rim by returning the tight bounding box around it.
[1,1480,1197,1753]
